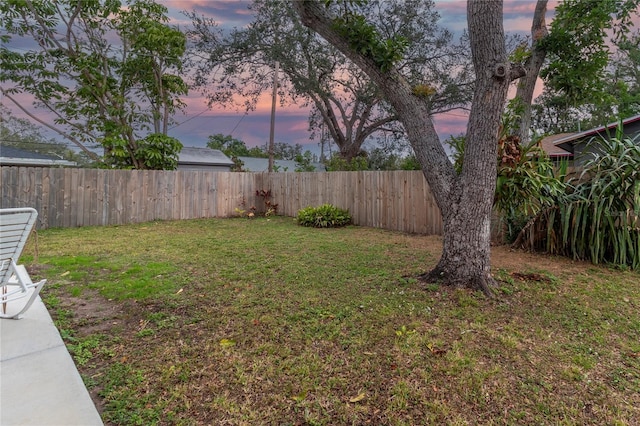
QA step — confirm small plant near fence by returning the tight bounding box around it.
[234,195,251,218]
[235,190,279,218]
[296,204,352,228]
[256,189,278,216]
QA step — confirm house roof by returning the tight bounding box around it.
[553,113,640,152]
[0,146,78,167]
[237,156,326,172]
[538,133,575,157]
[178,147,234,166]
[537,114,640,157]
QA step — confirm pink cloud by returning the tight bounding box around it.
[433,111,469,139]
[165,0,252,28]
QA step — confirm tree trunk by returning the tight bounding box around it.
[340,144,363,162]
[514,0,549,145]
[419,181,494,296]
[292,0,515,295]
[424,0,511,296]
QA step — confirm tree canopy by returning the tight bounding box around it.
[187,0,472,162]
[207,134,262,158]
[0,0,188,169]
[513,0,640,138]
[611,30,640,117]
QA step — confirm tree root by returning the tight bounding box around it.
[417,267,497,298]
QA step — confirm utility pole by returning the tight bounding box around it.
[319,122,325,162]
[268,61,279,172]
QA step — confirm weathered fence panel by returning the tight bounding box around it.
[1,166,442,234]
[264,171,442,234]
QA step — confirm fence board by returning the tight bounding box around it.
[1,167,442,234]
[40,168,50,228]
[95,170,103,226]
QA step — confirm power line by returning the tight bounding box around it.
[169,108,210,130]
[228,112,248,136]
[170,108,249,137]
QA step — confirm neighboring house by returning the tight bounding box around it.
[177,147,234,171]
[538,133,574,163]
[540,114,640,167]
[0,146,78,167]
[237,156,326,172]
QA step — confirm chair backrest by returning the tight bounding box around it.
[0,208,38,283]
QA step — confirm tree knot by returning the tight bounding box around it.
[494,63,507,79]
[493,62,526,81]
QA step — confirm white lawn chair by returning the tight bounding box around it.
[1,208,47,319]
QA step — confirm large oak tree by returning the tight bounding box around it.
[188,0,471,163]
[292,0,527,295]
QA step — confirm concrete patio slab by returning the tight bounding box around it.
[0,297,103,425]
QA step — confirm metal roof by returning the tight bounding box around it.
[178,147,234,166]
[237,156,325,172]
[0,146,78,167]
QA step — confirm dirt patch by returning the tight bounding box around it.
[54,289,125,336]
[45,289,147,417]
[490,244,587,273]
[510,271,553,282]
[407,234,590,277]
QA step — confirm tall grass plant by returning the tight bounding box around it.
[517,134,640,269]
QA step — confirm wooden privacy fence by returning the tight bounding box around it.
[1,167,443,235]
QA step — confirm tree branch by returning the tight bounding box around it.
[514,0,549,143]
[1,89,100,160]
[291,0,455,200]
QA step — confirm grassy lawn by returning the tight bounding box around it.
[25,216,640,425]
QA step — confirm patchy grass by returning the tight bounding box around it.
[22,217,640,425]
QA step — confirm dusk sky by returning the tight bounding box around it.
[3,1,562,155]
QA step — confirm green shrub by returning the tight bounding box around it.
[296,204,352,228]
[324,156,369,171]
[517,134,640,269]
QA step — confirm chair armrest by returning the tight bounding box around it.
[13,264,33,286]
[7,261,32,292]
